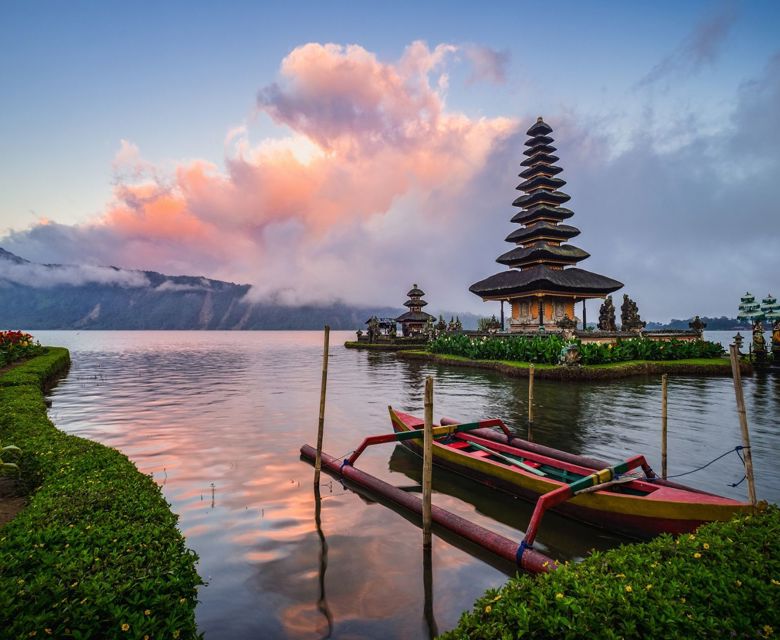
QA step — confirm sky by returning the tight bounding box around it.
[1,0,779,321]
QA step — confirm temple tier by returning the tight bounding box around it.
[470,117,623,331]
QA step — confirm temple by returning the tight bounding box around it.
[470,117,623,331]
[395,284,435,336]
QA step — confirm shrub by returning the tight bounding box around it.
[444,506,780,639]
[0,349,203,639]
[0,330,44,368]
[428,334,725,365]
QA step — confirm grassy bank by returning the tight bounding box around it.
[0,348,203,639]
[444,506,780,639]
[397,350,744,380]
[344,340,427,351]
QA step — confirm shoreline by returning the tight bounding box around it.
[344,340,427,351]
[395,349,750,380]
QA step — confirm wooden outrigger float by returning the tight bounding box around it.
[389,408,753,543]
[300,417,560,574]
[301,405,752,574]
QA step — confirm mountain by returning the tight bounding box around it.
[0,248,409,330]
[645,317,751,331]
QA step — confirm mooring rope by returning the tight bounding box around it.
[663,445,748,486]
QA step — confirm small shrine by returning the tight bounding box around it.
[395,284,435,337]
[738,292,780,366]
[469,117,623,331]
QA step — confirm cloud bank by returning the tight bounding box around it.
[0,259,150,289]
[2,39,778,320]
[2,41,517,307]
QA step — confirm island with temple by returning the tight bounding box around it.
[386,117,744,379]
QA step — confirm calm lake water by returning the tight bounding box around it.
[35,330,779,639]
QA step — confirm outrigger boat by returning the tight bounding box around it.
[388,407,753,540]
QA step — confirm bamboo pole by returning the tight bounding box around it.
[729,344,757,506]
[661,374,668,480]
[314,325,331,486]
[422,376,434,549]
[527,364,535,442]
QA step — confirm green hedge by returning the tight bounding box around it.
[0,349,203,639]
[444,506,780,639]
[429,334,724,365]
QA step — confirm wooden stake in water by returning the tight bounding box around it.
[422,376,434,549]
[729,344,757,506]
[661,374,668,480]
[314,325,331,486]
[527,364,535,442]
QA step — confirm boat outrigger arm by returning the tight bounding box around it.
[518,455,657,560]
[343,417,512,468]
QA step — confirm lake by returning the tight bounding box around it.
[34,330,779,639]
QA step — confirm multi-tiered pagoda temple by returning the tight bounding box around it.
[395,284,434,336]
[470,117,623,331]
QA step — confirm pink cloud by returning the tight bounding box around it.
[3,41,517,305]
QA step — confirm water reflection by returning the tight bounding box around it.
[313,484,334,639]
[422,544,438,639]
[34,330,779,639]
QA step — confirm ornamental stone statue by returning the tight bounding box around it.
[689,315,707,338]
[557,314,577,341]
[753,319,767,364]
[598,296,617,331]
[621,294,646,332]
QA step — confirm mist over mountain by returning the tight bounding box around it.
[0,248,416,330]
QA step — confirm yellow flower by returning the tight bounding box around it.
[484,605,492,613]
[645,584,653,590]
[736,580,742,587]
[772,579,780,586]
[173,632,181,639]
[121,623,130,632]
[556,593,564,600]
[703,543,710,550]
[179,598,187,604]
[693,552,702,559]
[625,585,633,593]
[144,609,151,616]
[762,625,773,637]
[615,573,626,578]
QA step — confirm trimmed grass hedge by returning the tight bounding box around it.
[444,506,780,639]
[398,350,737,381]
[429,334,725,365]
[0,348,203,639]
